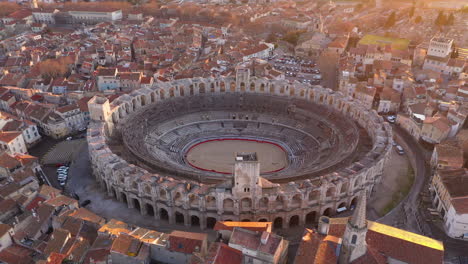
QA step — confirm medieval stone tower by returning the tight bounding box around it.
[232,152,262,199]
[88,96,114,135]
[339,190,368,264]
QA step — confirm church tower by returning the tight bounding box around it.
[232,152,261,199]
[339,190,368,264]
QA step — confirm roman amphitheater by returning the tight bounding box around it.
[87,69,393,230]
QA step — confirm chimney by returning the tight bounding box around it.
[260,231,269,245]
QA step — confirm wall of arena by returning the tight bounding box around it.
[87,74,393,230]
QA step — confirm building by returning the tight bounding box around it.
[423,37,455,74]
[431,168,468,240]
[0,131,27,155]
[229,227,288,264]
[241,43,274,62]
[295,191,445,263]
[96,68,120,91]
[68,8,123,25]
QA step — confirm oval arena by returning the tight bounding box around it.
[87,72,392,230]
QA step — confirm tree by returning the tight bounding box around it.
[282,30,305,46]
[415,15,422,24]
[447,13,455,25]
[266,33,277,43]
[384,11,396,28]
[435,11,447,26]
[409,6,415,18]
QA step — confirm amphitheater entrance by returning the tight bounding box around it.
[258,218,268,222]
[185,139,288,174]
[191,215,200,227]
[121,193,127,204]
[289,215,299,227]
[207,217,217,229]
[273,217,283,229]
[350,197,358,208]
[241,219,251,222]
[306,212,316,225]
[132,199,141,212]
[146,204,154,216]
[160,208,169,222]
[175,212,185,224]
[323,208,332,217]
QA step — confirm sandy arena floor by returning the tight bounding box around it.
[185,139,288,174]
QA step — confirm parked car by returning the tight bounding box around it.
[66,137,72,141]
[386,115,396,124]
[395,145,405,155]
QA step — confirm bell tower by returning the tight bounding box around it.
[232,152,261,199]
[339,190,368,264]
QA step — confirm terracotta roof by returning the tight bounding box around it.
[111,233,141,255]
[168,231,207,254]
[0,223,12,238]
[45,195,78,208]
[98,219,131,236]
[0,152,21,169]
[0,245,34,264]
[424,116,451,132]
[68,208,105,225]
[205,242,242,264]
[229,228,282,256]
[0,131,22,143]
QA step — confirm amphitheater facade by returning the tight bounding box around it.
[87,70,393,230]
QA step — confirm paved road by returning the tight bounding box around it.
[378,125,468,259]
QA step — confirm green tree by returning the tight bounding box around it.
[384,11,396,28]
[409,6,415,18]
[266,33,277,43]
[415,15,422,24]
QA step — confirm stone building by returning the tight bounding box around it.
[87,74,392,230]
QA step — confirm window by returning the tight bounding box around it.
[351,234,357,244]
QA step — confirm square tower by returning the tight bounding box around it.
[427,37,453,58]
[232,152,261,198]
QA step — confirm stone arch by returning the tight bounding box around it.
[159,208,169,221]
[260,83,265,92]
[290,87,295,96]
[306,211,316,224]
[190,85,194,95]
[174,192,183,206]
[240,82,246,92]
[151,92,156,103]
[326,187,335,197]
[280,86,285,94]
[210,82,215,93]
[159,189,168,200]
[189,194,199,208]
[207,217,217,229]
[274,195,285,209]
[223,198,234,212]
[350,197,358,208]
[146,203,155,216]
[309,190,320,201]
[338,202,347,209]
[141,95,146,106]
[180,87,185,96]
[323,208,332,217]
[241,219,251,222]
[125,104,130,114]
[230,82,236,92]
[220,82,226,92]
[160,89,165,99]
[273,217,283,229]
[340,182,349,194]
[199,83,206,93]
[270,84,275,93]
[250,82,255,91]
[132,181,138,190]
[354,177,361,189]
[258,218,268,222]
[291,194,302,208]
[175,211,184,224]
[144,184,151,195]
[191,215,200,227]
[206,195,216,208]
[240,197,252,212]
[258,197,269,209]
[121,192,127,204]
[110,187,117,198]
[169,87,175,97]
[132,98,137,111]
[300,89,305,97]
[289,215,300,227]
[132,198,141,212]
